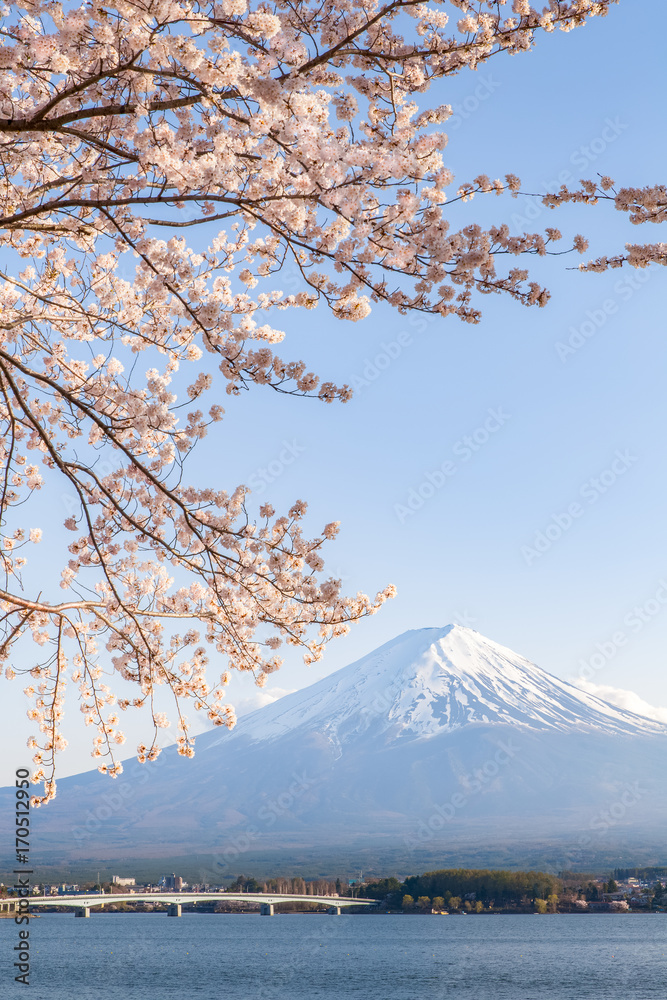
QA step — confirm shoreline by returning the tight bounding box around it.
[12,908,663,917]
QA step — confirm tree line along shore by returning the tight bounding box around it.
[3,868,666,915]
[355,867,667,913]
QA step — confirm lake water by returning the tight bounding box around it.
[2,913,665,998]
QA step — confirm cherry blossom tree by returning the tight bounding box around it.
[543,179,666,271]
[0,0,634,804]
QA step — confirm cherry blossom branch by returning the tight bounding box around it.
[0,0,619,803]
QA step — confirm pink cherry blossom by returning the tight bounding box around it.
[0,0,620,804]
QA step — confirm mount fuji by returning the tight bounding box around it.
[12,625,667,869]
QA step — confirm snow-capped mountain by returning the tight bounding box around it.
[10,625,667,868]
[216,624,664,743]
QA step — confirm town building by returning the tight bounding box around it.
[162,874,184,891]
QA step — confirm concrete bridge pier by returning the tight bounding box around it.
[260,903,274,916]
[327,906,342,915]
[168,904,182,917]
[75,907,90,918]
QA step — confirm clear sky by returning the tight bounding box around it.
[2,2,667,784]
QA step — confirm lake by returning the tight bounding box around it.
[2,913,665,998]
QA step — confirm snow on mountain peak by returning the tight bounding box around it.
[22,623,667,860]
[214,624,666,747]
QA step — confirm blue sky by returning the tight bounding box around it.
[2,2,667,784]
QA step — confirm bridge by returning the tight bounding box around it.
[28,892,377,918]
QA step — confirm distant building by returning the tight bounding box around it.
[163,874,184,891]
[112,876,136,887]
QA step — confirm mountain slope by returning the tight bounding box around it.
[214,624,664,744]
[6,625,667,867]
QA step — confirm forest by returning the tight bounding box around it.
[358,869,562,911]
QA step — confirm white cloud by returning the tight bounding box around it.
[574,679,667,723]
[232,686,294,717]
